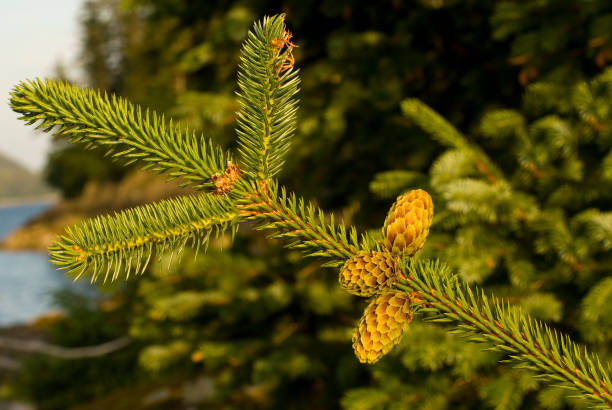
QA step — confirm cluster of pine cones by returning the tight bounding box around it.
[339,189,434,363]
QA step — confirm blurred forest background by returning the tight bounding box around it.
[3,0,612,409]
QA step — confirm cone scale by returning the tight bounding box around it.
[339,251,399,297]
[352,291,413,364]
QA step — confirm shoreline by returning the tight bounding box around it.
[0,248,49,254]
[0,193,59,209]
[0,171,191,251]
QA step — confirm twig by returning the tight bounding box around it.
[0,336,131,359]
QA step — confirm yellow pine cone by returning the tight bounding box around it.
[382,189,434,256]
[352,291,413,364]
[339,251,398,297]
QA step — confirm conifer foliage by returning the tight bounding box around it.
[9,14,612,409]
[236,16,300,180]
[371,68,612,408]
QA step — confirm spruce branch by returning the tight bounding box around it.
[236,180,379,267]
[396,259,612,408]
[369,170,428,199]
[400,99,592,275]
[401,99,503,184]
[234,177,612,407]
[574,210,612,251]
[580,277,612,344]
[51,193,240,282]
[236,14,300,180]
[10,79,229,189]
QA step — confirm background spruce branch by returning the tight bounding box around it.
[399,98,595,276]
[401,99,503,184]
[10,79,230,189]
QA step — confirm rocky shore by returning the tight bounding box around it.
[0,172,192,251]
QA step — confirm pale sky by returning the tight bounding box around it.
[0,0,83,172]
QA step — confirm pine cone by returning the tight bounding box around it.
[339,251,398,297]
[352,291,413,364]
[382,189,434,256]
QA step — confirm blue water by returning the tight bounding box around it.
[0,203,94,326]
[0,203,50,239]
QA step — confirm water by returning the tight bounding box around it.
[0,203,93,326]
[0,203,50,239]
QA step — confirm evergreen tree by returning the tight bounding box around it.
[9,14,612,410]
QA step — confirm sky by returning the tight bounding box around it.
[0,1,83,172]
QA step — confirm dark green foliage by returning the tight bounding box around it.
[13,290,143,410]
[15,349,140,410]
[45,146,125,198]
[370,68,612,408]
[127,248,361,408]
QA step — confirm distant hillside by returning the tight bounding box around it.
[0,152,52,200]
